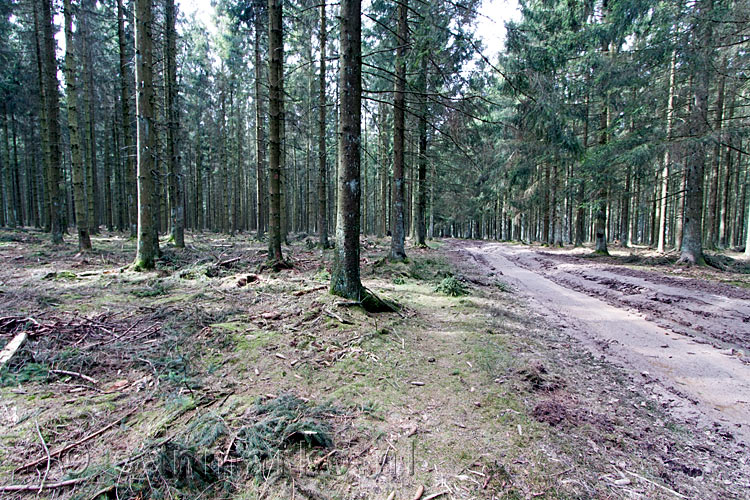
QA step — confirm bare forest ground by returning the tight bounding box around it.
[0,229,748,500]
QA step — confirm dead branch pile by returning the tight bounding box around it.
[0,312,166,382]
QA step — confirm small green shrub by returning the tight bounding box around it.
[435,276,469,297]
[495,280,514,293]
[313,268,331,282]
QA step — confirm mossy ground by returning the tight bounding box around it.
[0,228,746,499]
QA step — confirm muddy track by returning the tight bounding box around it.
[509,249,750,352]
[452,240,750,445]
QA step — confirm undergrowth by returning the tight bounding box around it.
[435,276,469,296]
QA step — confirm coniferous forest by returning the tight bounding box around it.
[1,1,750,499]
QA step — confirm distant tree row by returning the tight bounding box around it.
[1,0,749,269]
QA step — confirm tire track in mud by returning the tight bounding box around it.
[456,241,750,445]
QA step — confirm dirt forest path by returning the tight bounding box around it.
[454,240,750,445]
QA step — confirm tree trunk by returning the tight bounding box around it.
[389,0,408,261]
[41,0,63,244]
[680,0,712,265]
[379,102,388,237]
[80,0,98,234]
[317,1,329,247]
[165,0,184,247]
[415,55,428,247]
[133,0,158,269]
[657,51,677,252]
[330,0,364,300]
[63,0,91,250]
[705,57,726,250]
[267,0,285,264]
[116,0,137,237]
[254,25,265,238]
[719,95,734,248]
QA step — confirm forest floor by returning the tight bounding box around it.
[0,228,749,500]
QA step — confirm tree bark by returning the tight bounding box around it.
[719,95,734,248]
[63,0,91,250]
[704,56,726,250]
[379,102,388,238]
[254,25,265,238]
[680,0,712,265]
[389,0,408,261]
[133,0,158,269]
[415,54,428,247]
[657,51,676,252]
[267,0,285,264]
[165,0,184,247]
[116,0,137,237]
[330,0,364,299]
[41,0,63,244]
[317,1,329,248]
[80,0,98,234]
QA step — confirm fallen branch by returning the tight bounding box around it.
[221,433,238,466]
[412,485,425,500]
[622,469,687,499]
[0,476,93,492]
[293,285,327,296]
[0,331,28,367]
[423,492,449,500]
[35,420,51,493]
[15,408,137,473]
[217,256,242,267]
[50,369,98,385]
[322,308,353,325]
[311,449,336,469]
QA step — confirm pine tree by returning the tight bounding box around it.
[63,0,91,250]
[133,0,158,270]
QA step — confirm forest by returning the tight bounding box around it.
[1,0,750,499]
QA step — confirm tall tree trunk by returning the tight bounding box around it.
[415,54,428,247]
[10,112,24,225]
[719,95,734,248]
[196,132,203,230]
[680,0,712,265]
[379,102,388,237]
[594,7,609,255]
[705,57,726,250]
[657,51,677,252]
[134,0,158,269]
[543,164,550,244]
[2,106,15,227]
[117,0,137,237]
[165,0,184,247]
[389,0,408,261]
[620,164,631,246]
[63,0,91,250]
[254,25,265,238]
[279,71,287,243]
[317,1,329,247]
[594,105,608,253]
[330,0,364,299]
[575,92,589,246]
[267,0,285,264]
[112,105,124,231]
[41,0,63,243]
[80,0,98,234]
[33,2,51,231]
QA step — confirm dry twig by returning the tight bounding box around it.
[15,408,137,473]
